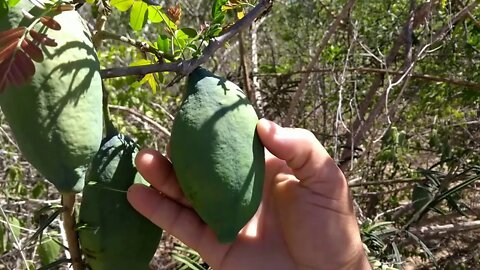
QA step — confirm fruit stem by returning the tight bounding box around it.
[61,193,85,270]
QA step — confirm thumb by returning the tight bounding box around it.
[256,119,347,196]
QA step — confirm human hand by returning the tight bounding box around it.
[127,119,370,270]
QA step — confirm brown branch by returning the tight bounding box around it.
[348,178,422,187]
[253,67,480,90]
[283,0,357,127]
[238,31,255,106]
[352,186,411,197]
[409,220,480,238]
[100,0,274,79]
[61,193,83,270]
[250,17,266,116]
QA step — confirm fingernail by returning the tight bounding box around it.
[259,118,280,130]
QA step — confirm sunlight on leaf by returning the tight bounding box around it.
[147,5,164,23]
[129,59,157,93]
[147,5,176,29]
[8,0,17,7]
[145,73,157,94]
[156,34,170,53]
[129,58,151,67]
[111,0,134,12]
[179,28,197,38]
[130,0,148,31]
[237,10,244,19]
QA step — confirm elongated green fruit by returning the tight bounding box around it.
[170,67,265,243]
[0,1,103,193]
[78,133,163,270]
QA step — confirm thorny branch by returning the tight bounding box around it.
[100,0,274,80]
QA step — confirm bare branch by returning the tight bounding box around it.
[251,17,266,116]
[108,105,171,137]
[254,67,480,90]
[100,0,274,79]
[349,178,422,187]
[410,220,480,238]
[283,0,357,127]
[238,31,255,106]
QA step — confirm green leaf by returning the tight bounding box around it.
[7,0,19,8]
[129,59,157,93]
[145,73,157,94]
[110,0,134,12]
[156,34,170,53]
[179,28,197,38]
[130,59,151,67]
[212,0,228,21]
[31,182,45,199]
[130,1,148,31]
[174,29,189,41]
[8,216,20,239]
[411,185,433,212]
[38,237,61,266]
[0,0,8,18]
[147,5,164,23]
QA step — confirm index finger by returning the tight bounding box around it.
[256,119,348,199]
[135,149,191,206]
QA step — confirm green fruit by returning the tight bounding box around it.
[170,67,265,243]
[78,133,163,270]
[0,1,103,193]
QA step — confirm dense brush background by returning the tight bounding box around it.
[1,0,480,269]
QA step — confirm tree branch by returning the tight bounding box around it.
[283,0,357,127]
[254,67,480,90]
[410,220,480,238]
[100,0,274,79]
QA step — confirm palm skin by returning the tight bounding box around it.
[127,119,370,270]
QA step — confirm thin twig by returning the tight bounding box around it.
[149,102,174,120]
[238,30,255,107]
[349,178,423,187]
[253,67,480,90]
[108,105,171,137]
